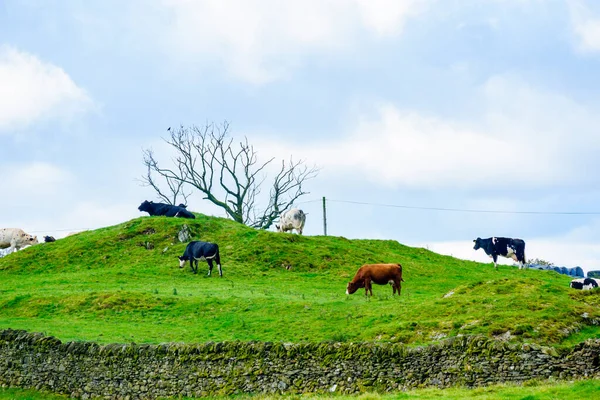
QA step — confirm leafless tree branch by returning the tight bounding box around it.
[141,122,319,229]
[141,148,191,205]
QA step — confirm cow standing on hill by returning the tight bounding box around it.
[346,263,404,296]
[473,237,527,269]
[0,228,38,254]
[138,200,195,219]
[275,208,306,235]
[178,241,223,277]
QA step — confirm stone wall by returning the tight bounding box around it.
[1,329,599,399]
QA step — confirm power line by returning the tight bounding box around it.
[27,228,88,234]
[326,199,600,215]
[295,199,323,205]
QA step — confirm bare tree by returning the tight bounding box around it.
[142,122,319,229]
[141,152,192,205]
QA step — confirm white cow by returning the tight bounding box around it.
[275,208,306,235]
[0,228,39,254]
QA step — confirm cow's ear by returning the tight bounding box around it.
[473,239,476,243]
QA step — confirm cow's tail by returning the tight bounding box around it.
[215,246,222,266]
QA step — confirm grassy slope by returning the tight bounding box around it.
[0,214,599,346]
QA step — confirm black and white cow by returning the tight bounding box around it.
[178,240,222,277]
[570,278,599,290]
[138,200,195,219]
[473,237,527,269]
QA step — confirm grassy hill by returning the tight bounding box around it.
[0,214,599,347]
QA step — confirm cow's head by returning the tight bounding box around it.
[473,238,482,250]
[178,255,189,268]
[138,200,151,212]
[26,234,38,245]
[346,281,360,295]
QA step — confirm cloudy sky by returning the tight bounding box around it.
[2,0,600,272]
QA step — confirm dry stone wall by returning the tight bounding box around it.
[1,329,600,399]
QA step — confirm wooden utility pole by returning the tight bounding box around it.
[322,196,328,236]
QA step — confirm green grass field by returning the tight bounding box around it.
[1,214,599,346]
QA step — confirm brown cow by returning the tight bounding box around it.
[346,263,404,296]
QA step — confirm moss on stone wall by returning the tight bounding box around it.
[1,329,599,399]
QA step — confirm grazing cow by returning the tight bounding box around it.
[138,200,195,219]
[346,263,404,296]
[0,228,38,253]
[44,236,56,243]
[275,208,306,235]
[570,278,600,290]
[473,237,527,269]
[178,241,222,277]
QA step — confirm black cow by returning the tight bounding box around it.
[473,237,526,269]
[178,241,222,277]
[44,236,56,243]
[138,200,195,219]
[570,278,599,290]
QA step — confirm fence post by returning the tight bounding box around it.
[322,196,328,236]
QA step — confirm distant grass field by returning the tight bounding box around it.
[2,379,600,399]
[0,214,599,346]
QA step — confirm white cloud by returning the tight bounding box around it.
[51,201,139,237]
[0,45,94,132]
[2,162,73,196]
[569,0,600,53]
[159,0,428,84]
[251,74,600,189]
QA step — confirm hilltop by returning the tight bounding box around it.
[0,214,598,346]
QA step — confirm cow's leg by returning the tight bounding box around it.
[215,253,223,277]
[393,278,401,295]
[493,254,498,269]
[364,278,372,297]
[207,259,214,276]
[519,251,527,269]
[191,259,198,274]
